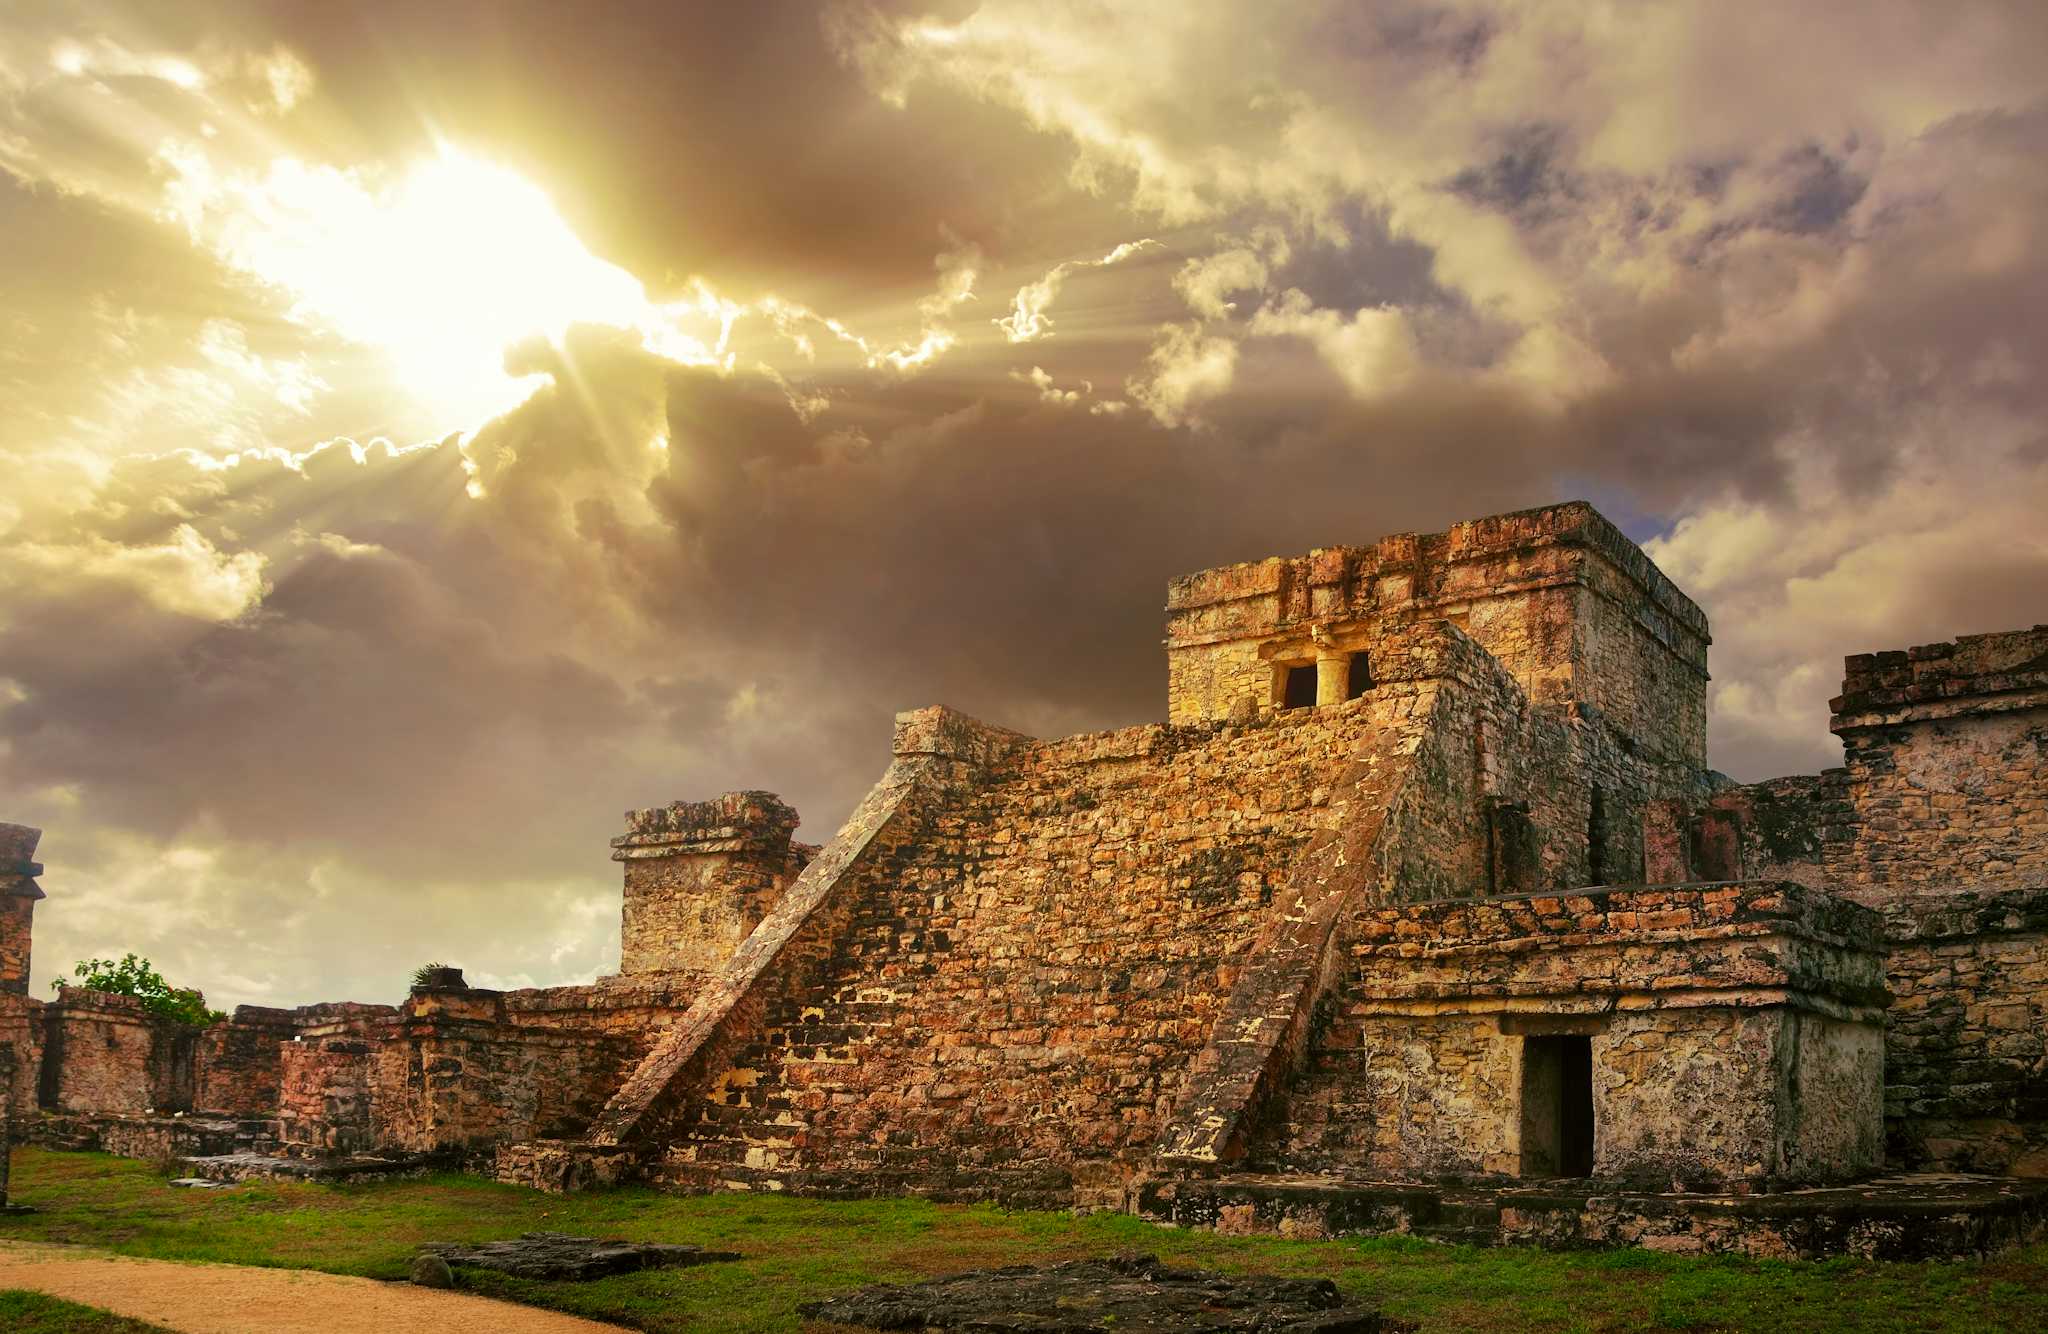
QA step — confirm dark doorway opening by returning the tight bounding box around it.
[1282,664,1318,709]
[1347,653,1374,698]
[1520,1035,1595,1177]
[1588,785,1609,885]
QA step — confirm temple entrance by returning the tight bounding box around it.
[1520,1034,1595,1177]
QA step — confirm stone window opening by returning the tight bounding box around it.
[1520,1034,1595,1178]
[1347,653,1374,699]
[1280,664,1318,710]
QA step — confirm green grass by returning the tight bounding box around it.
[4,1147,2047,1332]
[0,1290,174,1334]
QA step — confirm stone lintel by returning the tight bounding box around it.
[1361,880,1885,952]
[1349,882,1891,1015]
[1830,683,2048,735]
[1881,885,2048,942]
[1348,987,1886,1027]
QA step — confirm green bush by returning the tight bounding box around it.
[55,953,225,1027]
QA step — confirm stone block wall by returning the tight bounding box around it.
[279,1035,380,1153]
[1882,889,2048,1175]
[1827,625,2048,894]
[0,994,44,1116]
[37,990,198,1116]
[193,1005,297,1116]
[1258,883,1888,1190]
[369,986,644,1154]
[612,791,809,977]
[1162,503,1709,794]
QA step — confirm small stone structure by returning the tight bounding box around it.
[4,502,2044,1257]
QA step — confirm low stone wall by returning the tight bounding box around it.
[1883,887,2048,1174]
[1137,1173,2048,1260]
[25,1111,253,1160]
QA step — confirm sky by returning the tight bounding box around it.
[2,1,2045,1010]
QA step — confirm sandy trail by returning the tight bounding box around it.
[0,1241,633,1333]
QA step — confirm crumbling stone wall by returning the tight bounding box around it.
[1882,889,2048,1175]
[193,1006,297,1116]
[276,1003,396,1153]
[368,985,644,1153]
[1643,775,1843,890]
[269,978,705,1157]
[1827,626,2048,894]
[37,991,198,1116]
[613,792,810,977]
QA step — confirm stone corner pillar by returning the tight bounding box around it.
[0,824,46,999]
[609,792,801,976]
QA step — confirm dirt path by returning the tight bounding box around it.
[0,1241,633,1333]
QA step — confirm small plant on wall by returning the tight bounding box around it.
[410,961,462,988]
[55,953,226,1026]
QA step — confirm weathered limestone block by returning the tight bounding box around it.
[1642,776,1845,889]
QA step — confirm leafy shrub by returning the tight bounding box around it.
[55,953,226,1026]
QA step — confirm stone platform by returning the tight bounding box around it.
[178,1152,439,1184]
[1136,1173,2048,1260]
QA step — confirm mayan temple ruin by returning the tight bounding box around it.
[3,501,2045,1256]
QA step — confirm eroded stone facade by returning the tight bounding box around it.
[6,502,2044,1257]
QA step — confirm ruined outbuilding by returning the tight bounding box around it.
[4,502,2045,1257]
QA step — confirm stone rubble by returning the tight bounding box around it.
[417,1231,739,1281]
[798,1254,1384,1332]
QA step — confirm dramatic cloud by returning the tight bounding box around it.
[2,1,2044,1009]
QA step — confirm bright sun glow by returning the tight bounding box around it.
[162,147,723,426]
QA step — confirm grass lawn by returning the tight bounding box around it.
[2,1147,2045,1332]
[0,1289,175,1334]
